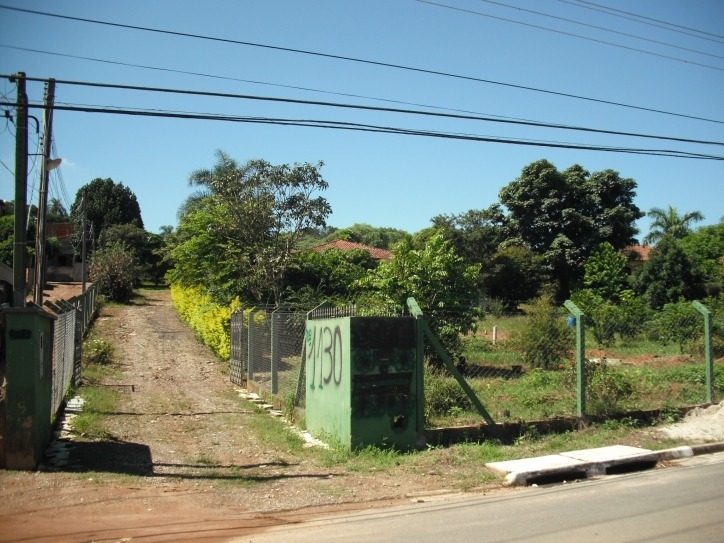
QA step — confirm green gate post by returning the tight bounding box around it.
[692,301,714,404]
[3,307,55,469]
[564,300,586,417]
[271,308,279,395]
[247,308,261,382]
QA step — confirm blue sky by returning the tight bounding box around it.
[1,0,722,240]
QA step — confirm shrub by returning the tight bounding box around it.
[89,242,141,303]
[84,336,114,365]
[510,295,572,370]
[424,363,472,418]
[646,300,701,354]
[585,362,634,415]
[170,284,241,359]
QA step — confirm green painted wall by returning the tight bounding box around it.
[305,316,419,451]
[3,307,54,469]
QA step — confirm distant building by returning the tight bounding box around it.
[622,244,653,272]
[309,239,393,261]
[45,223,81,281]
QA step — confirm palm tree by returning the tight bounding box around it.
[643,205,704,245]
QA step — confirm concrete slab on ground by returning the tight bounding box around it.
[486,445,659,486]
[560,445,651,462]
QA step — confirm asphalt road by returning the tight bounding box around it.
[242,453,724,543]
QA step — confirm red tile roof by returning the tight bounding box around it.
[310,240,392,260]
[622,244,653,262]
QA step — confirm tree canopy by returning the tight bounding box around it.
[499,159,643,300]
[70,178,144,248]
[643,205,704,245]
[168,150,331,306]
[357,231,480,356]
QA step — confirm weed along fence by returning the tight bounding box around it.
[0,283,98,469]
[231,297,722,447]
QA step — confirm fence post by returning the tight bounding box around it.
[692,301,714,404]
[271,307,280,395]
[564,300,586,417]
[247,308,261,382]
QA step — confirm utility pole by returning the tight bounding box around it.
[33,78,56,307]
[12,72,28,308]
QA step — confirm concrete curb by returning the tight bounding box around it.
[494,442,724,487]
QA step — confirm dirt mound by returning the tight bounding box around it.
[658,401,724,442]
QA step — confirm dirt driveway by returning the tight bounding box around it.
[0,288,483,542]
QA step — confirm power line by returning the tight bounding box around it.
[0,100,719,161]
[8,75,720,147]
[566,0,724,43]
[418,0,724,71]
[0,44,562,125]
[0,5,721,125]
[474,0,724,61]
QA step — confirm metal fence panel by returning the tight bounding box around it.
[230,311,245,385]
[51,309,76,417]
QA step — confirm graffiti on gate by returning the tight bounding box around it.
[307,324,344,389]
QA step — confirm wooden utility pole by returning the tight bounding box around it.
[12,72,28,307]
[33,78,56,307]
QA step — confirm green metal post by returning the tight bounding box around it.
[408,297,495,426]
[248,308,261,382]
[409,298,427,438]
[692,301,714,404]
[271,308,279,395]
[564,300,586,417]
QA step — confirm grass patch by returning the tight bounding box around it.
[72,385,121,440]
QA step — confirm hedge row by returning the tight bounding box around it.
[170,284,241,360]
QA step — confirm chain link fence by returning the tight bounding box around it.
[46,283,99,419]
[230,303,408,409]
[230,298,722,427]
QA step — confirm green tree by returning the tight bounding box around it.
[70,178,144,249]
[284,247,377,305]
[170,151,331,306]
[583,242,631,303]
[481,245,543,307]
[635,236,704,309]
[358,231,480,357]
[145,229,172,285]
[46,198,69,223]
[327,223,408,249]
[647,300,701,354]
[99,223,147,257]
[432,206,508,262]
[679,223,724,295]
[643,205,704,245]
[499,160,642,300]
[0,214,14,267]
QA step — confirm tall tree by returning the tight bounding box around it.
[499,159,642,300]
[431,205,509,267]
[643,205,704,245]
[70,178,144,248]
[46,198,69,223]
[170,151,331,306]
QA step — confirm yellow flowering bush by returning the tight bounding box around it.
[170,284,241,360]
